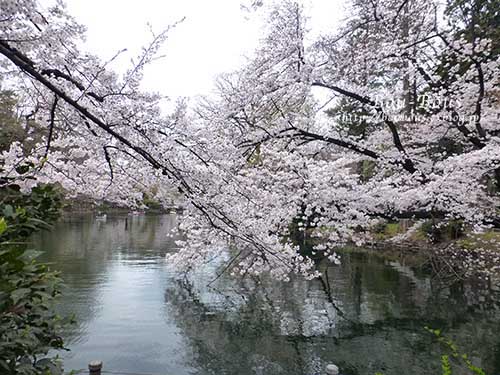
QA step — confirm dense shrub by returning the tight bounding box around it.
[0,184,71,375]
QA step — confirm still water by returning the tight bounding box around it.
[33,214,500,375]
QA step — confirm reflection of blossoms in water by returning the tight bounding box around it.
[163,250,500,375]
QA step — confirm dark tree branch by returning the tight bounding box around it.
[449,111,486,149]
[394,0,410,22]
[312,81,419,174]
[40,68,105,103]
[173,138,209,167]
[44,95,58,159]
[102,146,114,182]
[472,60,486,138]
[293,128,380,159]
[0,41,175,180]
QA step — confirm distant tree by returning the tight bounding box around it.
[0,89,23,152]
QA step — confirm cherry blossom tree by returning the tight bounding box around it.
[191,0,499,267]
[0,0,498,280]
[0,0,318,279]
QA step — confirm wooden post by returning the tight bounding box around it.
[88,360,103,375]
[326,363,339,375]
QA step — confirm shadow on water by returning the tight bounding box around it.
[32,214,500,375]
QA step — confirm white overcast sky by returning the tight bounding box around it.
[57,0,344,100]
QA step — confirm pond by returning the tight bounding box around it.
[33,214,500,375]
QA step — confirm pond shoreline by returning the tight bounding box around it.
[59,208,500,280]
[334,238,500,283]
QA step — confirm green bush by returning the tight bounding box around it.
[0,184,71,375]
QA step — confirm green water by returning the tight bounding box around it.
[33,214,500,375]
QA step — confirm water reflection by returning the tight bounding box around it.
[164,254,500,375]
[31,215,500,375]
[34,214,190,374]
